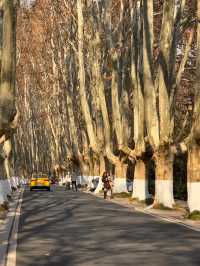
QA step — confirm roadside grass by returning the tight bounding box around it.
[0,201,9,220]
[113,192,132,198]
[138,198,154,205]
[186,210,200,220]
[0,201,9,211]
[173,202,186,211]
[153,203,173,210]
[129,197,138,202]
[128,197,153,206]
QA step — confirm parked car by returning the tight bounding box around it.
[30,173,51,191]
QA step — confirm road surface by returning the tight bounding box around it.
[16,186,200,266]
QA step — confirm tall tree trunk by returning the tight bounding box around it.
[143,0,175,207]
[77,0,99,155]
[130,0,149,200]
[113,160,128,193]
[111,57,128,188]
[93,33,127,192]
[158,0,175,142]
[0,0,16,135]
[143,0,159,149]
[187,145,200,212]
[187,1,200,212]
[154,147,174,207]
[133,159,149,200]
[154,0,175,208]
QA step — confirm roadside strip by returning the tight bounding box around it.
[87,192,200,233]
[0,189,24,266]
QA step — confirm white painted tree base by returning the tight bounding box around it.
[94,177,103,194]
[113,178,128,193]
[187,182,200,212]
[132,179,151,201]
[79,176,95,190]
[155,180,174,208]
[0,180,12,204]
[79,176,88,186]
[86,176,94,190]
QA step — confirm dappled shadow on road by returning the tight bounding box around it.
[16,187,200,266]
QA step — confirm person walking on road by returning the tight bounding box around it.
[102,171,113,199]
[65,172,71,190]
[71,171,78,191]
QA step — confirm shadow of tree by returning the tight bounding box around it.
[16,186,200,266]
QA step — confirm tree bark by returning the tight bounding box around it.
[132,159,150,201]
[157,0,175,144]
[187,1,200,212]
[187,145,200,212]
[0,0,16,135]
[113,161,128,193]
[154,148,174,208]
[77,0,99,154]
[143,0,159,149]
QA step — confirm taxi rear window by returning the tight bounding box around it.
[32,174,49,179]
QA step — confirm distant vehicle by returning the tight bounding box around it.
[30,173,51,191]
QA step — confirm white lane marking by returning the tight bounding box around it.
[6,191,24,266]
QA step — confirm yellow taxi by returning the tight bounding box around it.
[30,173,51,191]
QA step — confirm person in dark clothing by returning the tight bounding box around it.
[102,171,113,199]
[71,171,78,191]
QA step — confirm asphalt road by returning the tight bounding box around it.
[16,186,200,266]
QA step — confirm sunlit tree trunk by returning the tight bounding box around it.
[130,0,149,200]
[0,0,16,135]
[143,0,175,208]
[154,0,175,208]
[77,0,99,155]
[143,0,159,150]
[187,1,200,212]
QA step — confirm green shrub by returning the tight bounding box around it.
[186,210,200,220]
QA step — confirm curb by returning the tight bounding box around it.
[129,205,200,233]
[0,188,24,266]
[87,191,200,233]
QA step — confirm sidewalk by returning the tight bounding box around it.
[0,189,23,266]
[88,191,200,232]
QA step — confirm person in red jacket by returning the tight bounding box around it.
[102,171,113,199]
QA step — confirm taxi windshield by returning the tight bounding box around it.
[32,174,48,179]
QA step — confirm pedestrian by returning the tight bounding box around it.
[65,171,71,190]
[102,171,113,199]
[71,170,78,191]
